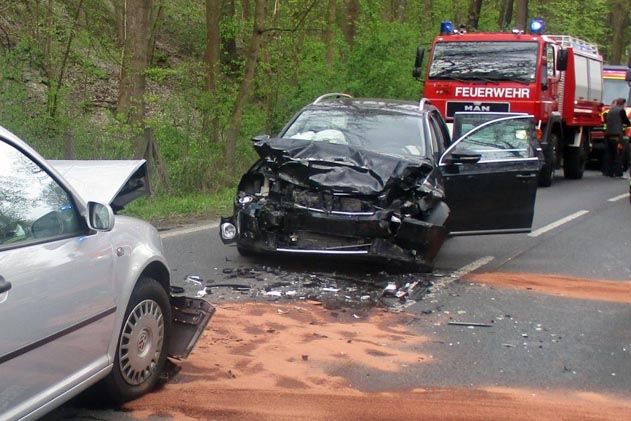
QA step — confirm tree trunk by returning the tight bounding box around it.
[117,0,152,125]
[608,0,628,64]
[242,0,251,21]
[467,0,483,30]
[325,0,336,65]
[48,0,84,118]
[203,0,221,143]
[341,0,359,49]
[205,0,221,93]
[147,1,163,66]
[221,0,239,74]
[224,0,267,174]
[498,0,513,30]
[107,0,126,45]
[514,0,528,31]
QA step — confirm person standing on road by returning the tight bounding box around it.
[603,98,631,177]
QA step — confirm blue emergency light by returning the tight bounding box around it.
[529,18,545,35]
[440,20,454,35]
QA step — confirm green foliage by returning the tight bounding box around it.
[145,67,179,82]
[1,0,629,220]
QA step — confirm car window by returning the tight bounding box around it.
[0,140,82,248]
[282,109,427,158]
[446,117,534,162]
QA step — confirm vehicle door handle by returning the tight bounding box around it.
[515,173,537,179]
[0,275,12,294]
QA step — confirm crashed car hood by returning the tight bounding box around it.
[50,160,149,209]
[255,138,434,195]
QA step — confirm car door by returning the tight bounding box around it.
[0,138,116,419]
[439,115,540,234]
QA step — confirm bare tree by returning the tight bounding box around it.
[341,0,359,49]
[514,0,528,31]
[498,0,513,30]
[224,0,267,173]
[325,0,336,65]
[608,0,629,64]
[467,0,483,30]
[203,0,221,144]
[117,0,152,125]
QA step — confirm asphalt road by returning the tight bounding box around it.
[157,169,631,393]
[50,169,631,419]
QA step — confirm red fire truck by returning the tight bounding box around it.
[413,19,603,186]
[590,64,631,170]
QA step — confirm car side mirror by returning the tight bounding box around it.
[556,49,568,71]
[412,47,425,79]
[88,202,114,231]
[251,134,270,143]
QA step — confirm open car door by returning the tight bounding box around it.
[439,115,540,235]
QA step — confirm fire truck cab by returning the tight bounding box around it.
[590,64,631,169]
[414,19,603,187]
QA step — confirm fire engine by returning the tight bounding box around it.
[413,19,604,187]
[590,64,631,169]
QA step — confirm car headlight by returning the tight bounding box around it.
[238,195,254,205]
[221,222,237,240]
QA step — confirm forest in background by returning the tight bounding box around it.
[0,0,629,218]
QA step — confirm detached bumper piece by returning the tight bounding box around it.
[167,294,215,359]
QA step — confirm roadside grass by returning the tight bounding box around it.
[123,188,234,224]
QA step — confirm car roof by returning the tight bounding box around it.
[303,96,435,117]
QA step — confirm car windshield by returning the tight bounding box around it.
[429,41,538,83]
[282,108,427,158]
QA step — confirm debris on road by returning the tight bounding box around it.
[447,321,493,327]
[195,266,433,309]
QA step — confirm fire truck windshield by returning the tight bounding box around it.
[602,78,631,105]
[429,41,538,83]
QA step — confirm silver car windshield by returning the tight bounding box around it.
[429,41,538,83]
[282,109,427,158]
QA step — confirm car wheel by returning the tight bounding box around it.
[102,276,171,404]
[563,138,587,179]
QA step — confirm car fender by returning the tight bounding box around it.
[103,216,170,363]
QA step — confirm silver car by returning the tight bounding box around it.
[0,126,214,420]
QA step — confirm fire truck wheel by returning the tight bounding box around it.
[563,146,586,179]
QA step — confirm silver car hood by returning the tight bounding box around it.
[49,160,149,210]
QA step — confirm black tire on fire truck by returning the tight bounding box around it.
[563,130,588,179]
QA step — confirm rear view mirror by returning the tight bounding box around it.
[251,134,270,143]
[556,49,568,71]
[412,47,425,79]
[88,202,114,231]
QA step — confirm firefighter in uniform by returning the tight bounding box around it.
[603,98,631,177]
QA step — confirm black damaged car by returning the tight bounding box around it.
[220,93,541,271]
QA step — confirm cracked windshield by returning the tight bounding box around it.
[429,41,538,82]
[284,109,426,157]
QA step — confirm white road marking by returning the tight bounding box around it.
[527,210,589,238]
[608,193,630,202]
[417,256,495,306]
[160,222,219,239]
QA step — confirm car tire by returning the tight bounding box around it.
[102,276,171,404]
